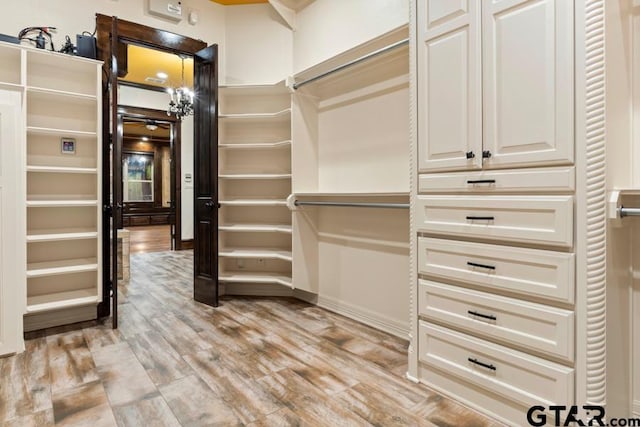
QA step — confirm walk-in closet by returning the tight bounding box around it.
[0,0,639,426]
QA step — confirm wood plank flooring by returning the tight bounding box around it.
[1,250,505,426]
[126,225,172,253]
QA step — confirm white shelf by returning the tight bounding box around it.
[219,199,287,207]
[26,289,99,313]
[219,109,291,121]
[218,140,291,149]
[219,272,292,287]
[294,191,409,197]
[27,165,98,174]
[27,86,97,101]
[27,228,98,242]
[219,173,291,180]
[220,80,289,96]
[27,258,98,278]
[0,82,23,91]
[27,198,98,207]
[27,126,97,137]
[219,223,292,234]
[219,248,293,262]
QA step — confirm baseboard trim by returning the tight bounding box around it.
[178,240,193,250]
[406,372,419,383]
[223,283,294,297]
[23,305,97,332]
[293,290,409,339]
[633,401,640,417]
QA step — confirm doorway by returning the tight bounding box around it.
[97,15,220,328]
[118,107,181,253]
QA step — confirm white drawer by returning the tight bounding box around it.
[419,166,575,193]
[418,237,575,303]
[418,322,574,407]
[415,195,574,248]
[418,280,574,361]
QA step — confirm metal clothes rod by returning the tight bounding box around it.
[294,200,409,209]
[293,38,410,90]
[620,207,640,217]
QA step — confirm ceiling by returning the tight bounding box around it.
[123,120,172,139]
[209,0,314,10]
[119,44,194,90]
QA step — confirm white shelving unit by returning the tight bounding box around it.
[289,27,411,337]
[18,45,103,331]
[218,81,293,290]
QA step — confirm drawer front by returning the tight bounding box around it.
[415,195,573,247]
[418,280,574,360]
[419,166,574,193]
[418,237,575,303]
[418,322,574,407]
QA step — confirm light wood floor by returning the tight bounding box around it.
[126,225,172,254]
[0,251,504,426]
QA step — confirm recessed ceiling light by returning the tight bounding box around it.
[142,136,149,141]
[157,72,169,79]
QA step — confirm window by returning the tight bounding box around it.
[123,152,154,202]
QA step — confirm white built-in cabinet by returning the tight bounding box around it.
[412,0,581,424]
[218,82,294,291]
[418,0,573,172]
[0,88,24,356]
[0,41,102,336]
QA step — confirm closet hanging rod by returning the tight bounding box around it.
[620,207,640,217]
[294,200,409,209]
[292,38,410,90]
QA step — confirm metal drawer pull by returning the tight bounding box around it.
[466,179,496,184]
[467,261,496,270]
[482,150,492,159]
[467,310,497,321]
[468,357,497,371]
[465,151,475,159]
[465,216,494,221]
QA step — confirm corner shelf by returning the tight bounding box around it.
[219,223,292,234]
[26,258,99,278]
[219,198,287,207]
[219,173,291,180]
[219,248,293,262]
[26,289,99,313]
[218,140,291,149]
[219,108,291,122]
[219,271,292,288]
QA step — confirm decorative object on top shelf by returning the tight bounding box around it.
[167,55,194,120]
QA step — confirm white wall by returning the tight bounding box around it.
[293,0,409,73]
[223,4,293,84]
[0,0,226,79]
[118,85,194,240]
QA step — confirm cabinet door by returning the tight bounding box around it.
[417,0,482,172]
[0,90,23,356]
[482,0,573,168]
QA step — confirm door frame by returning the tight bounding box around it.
[117,105,183,249]
[96,15,209,324]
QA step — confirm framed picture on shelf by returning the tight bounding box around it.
[61,137,76,155]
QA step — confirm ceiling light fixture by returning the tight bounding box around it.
[141,136,149,141]
[167,55,194,120]
[145,121,158,131]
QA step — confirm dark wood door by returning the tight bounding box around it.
[193,45,219,307]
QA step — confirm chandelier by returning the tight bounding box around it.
[167,55,194,120]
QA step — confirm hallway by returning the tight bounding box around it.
[0,251,501,426]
